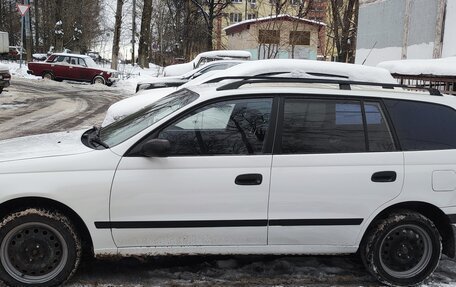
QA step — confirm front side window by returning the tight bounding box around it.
[384,99,456,150]
[157,98,273,156]
[100,89,199,147]
[281,99,366,154]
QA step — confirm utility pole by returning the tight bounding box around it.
[131,0,136,64]
[25,0,32,63]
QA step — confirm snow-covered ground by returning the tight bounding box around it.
[0,60,163,95]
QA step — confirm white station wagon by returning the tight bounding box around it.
[0,73,455,287]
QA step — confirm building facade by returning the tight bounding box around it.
[215,0,328,50]
[224,15,325,60]
[355,0,456,66]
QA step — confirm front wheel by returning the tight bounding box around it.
[361,211,441,286]
[92,76,106,85]
[0,209,81,287]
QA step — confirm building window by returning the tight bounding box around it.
[247,13,256,20]
[290,0,303,5]
[259,30,280,44]
[289,31,311,45]
[232,0,242,3]
[230,13,243,23]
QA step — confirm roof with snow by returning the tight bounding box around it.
[378,57,456,77]
[224,14,326,35]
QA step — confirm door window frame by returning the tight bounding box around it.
[125,95,280,157]
[273,95,400,154]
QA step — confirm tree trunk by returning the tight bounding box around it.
[55,0,64,52]
[138,0,153,68]
[111,0,124,70]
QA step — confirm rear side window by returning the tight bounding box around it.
[384,99,456,150]
[281,99,366,154]
[280,98,395,154]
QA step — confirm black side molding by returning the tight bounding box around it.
[95,218,364,229]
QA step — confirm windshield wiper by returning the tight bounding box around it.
[90,126,109,149]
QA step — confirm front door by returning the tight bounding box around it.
[110,97,275,247]
[268,97,404,246]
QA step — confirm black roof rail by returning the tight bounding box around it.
[207,76,442,96]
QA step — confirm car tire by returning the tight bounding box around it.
[92,76,105,85]
[0,208,81,287]
[42,72,54,81]
[0,87,3,94]
[361,211,441,286]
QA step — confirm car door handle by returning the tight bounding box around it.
[235,174,263,185]
[371,171,397,183]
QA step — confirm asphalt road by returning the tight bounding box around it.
[0,78,455,287]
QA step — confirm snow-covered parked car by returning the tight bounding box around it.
[136,60,244,93]
[27,53,119,86]
[163,50,251,76]
[103,59,397,126]
[0,64,11,94]
[0,71,456,287]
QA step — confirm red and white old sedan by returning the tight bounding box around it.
[27,53,118,86]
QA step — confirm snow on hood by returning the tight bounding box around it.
[102,87,178,126]
[378,57,456,76]
[0,130,92,162]
[163,62,193,77]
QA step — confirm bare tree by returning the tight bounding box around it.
[329,0,359,63]
[190,0,232,51]
[138,0,152,68]
[111,0,124,69]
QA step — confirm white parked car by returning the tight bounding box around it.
[103,59,397,126]
[0,67,455,287]
[136,60,244,93]
[163,50,251,76]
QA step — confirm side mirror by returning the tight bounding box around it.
[141,139,170,157]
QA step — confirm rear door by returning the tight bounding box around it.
[268,97,404,246]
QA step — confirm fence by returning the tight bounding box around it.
[392,74,456,95]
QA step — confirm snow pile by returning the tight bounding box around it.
[378,57,456,76]
[115,63,162,93]
[2,62,41,79]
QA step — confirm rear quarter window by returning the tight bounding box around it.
[384,99,456,151]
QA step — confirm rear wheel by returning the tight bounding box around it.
[361,211,441,286]
[0,209,81,287]
[42,72,54,81]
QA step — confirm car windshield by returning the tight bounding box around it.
[83,57,99,68]
[100,89,199,147]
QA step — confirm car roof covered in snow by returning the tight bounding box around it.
[50,53,91,59]
[378,57,456,76]
[184,59,397,87]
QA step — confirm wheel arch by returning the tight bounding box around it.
[42,70,55,78]
[0,197,94,259]
[360,201,454,258]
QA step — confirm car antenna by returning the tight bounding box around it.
[362,41,377,65]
